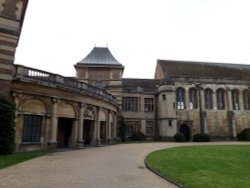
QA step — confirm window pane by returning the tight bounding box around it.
[176,88,185,110]
[122,97,138,111]
[216,89,225,110]
[145,121,154,136]
[22,115,42,142]
[205,89,213,110]
[144,98,154,112]
[189,88,197,109]
[232,90,239,110]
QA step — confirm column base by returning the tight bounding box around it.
[96,139,102,147]
[107,138,116,145]
[76,140,85,149]
[47,142,57,149]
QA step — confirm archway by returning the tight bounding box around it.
[83,119,94,145]
[57,118,73,148]
[179,124,190,141]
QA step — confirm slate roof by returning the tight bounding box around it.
[123,78,160,93]
[157,59,250,80]
[78,47,121,65]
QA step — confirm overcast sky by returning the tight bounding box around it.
[15,0,250,78]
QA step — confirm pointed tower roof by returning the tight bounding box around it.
[78,47,121,65]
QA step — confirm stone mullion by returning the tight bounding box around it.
[212,91,217,110]
[227,89,233,111]
[185,89,189,110]
[239,90,244,111]
[227,89,236,140]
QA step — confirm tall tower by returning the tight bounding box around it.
[158,83,177,141]
[75,47,124,107]
[0,0,29,95]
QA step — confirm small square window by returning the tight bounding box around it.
[162,94,166,100]
[169,120,172,126]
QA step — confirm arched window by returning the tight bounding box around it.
[232,89,240,110]
[176,87,185,110]
[205,88,213,110]
[216,88,225,110]
[189,88,198,109]
[243,90,250,110]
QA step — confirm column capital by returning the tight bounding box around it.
[52,98,58,103]
[80,102,86,108]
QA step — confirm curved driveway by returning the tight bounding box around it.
[0,142,249,188]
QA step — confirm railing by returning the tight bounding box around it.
[13,65,116,103]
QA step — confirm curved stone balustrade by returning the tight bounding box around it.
[13,65,116,103]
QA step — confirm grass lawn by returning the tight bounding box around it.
[145,145,250,188]
[0,150,53,169]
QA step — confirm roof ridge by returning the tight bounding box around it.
[157,59,250,68]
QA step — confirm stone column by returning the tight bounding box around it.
[141,96,144,112]
[49,98,58,148]
[113,112,117,139]
[200,89,208,133]
[227,89,236,140]
[239,90,244,111]
[12,93,20,151]
[71,119,78,148]
[227,89,233,111]
[200,89,205,111]
[203,112,208,134]
[44,117,50,150]
[77,103,84,148]
[95,106,101,146]
[107,110,111,144]
[185,89,189,110]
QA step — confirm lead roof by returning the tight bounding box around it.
[157,59,250,80]
[78,47,122,65]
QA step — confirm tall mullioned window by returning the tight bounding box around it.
[122,97,138,111]
[189,88,198,109]
[232,89,240,110]
[126,121,140,136]
[144,98,154,112]
[145,121,154,136]
[243,90,250,110]
[22,115,42,142]
[205,88,213,109]
[176,87,185,110]
[216,88,225,110]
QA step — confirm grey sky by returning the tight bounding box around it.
[15,0,250,78]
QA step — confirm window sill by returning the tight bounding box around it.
[20,142,42,145]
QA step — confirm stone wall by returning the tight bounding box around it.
[0,0,28,95]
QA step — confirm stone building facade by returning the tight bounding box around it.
[1,1,250,152]
[12,65,119,151]
[78,47,250,141]
[0,0,28,95]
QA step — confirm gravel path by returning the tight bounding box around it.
[0,142,249,188]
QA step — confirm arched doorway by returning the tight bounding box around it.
[57,118,73,148]
[179,124,190,141]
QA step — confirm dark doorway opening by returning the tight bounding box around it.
[179,124,190,141]
[57,118,73,148]
[83,120,94,145]
[100,121,106,143]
